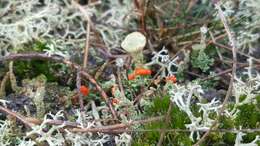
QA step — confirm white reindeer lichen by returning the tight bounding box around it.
[146,47,179,77]
[168,82,222,141]
[235,130,260,146]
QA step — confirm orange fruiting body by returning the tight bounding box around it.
[128,73,136,80]
[80,85,89,96]
[166,75,177,83]
[134,68,152,76]
[112,98,120,105]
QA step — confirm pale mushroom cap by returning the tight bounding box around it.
[121,32,146,53]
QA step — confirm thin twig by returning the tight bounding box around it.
[83,21,91,68]
[72,0,92,68]
[202,64,260,81]
[213,42,260,63]
[70,116,164,133]
[1,105,259,135]
[112,128,260,133]
[193,2,237,145]
[76,69,84,111]
[0,72,9,97]
[94,60,109,80]
[116,67,127,99]
[157,102,173,146]
[0,105,33,128]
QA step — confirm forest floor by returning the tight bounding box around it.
[0,0,260,145]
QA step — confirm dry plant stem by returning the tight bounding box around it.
[94,60,109,80]
[116,67,127,99]
[0,53,118,119]
[213,42,260,63]
[91,100,102,126]
[134,0,146,33]
[0,105,33,128]
[83,22,91,68]
[76,70,84,111]
[193,2,237,146]
[117,128,260,133]
[157,102,173,146]
[80,71,117,118]
[186,0,198,13]
[202,64,260,81]
[9,61,20,92]
[72,0,92,68]
[0,105,162,133]
[209,30,223,60]
[1,105,259,134]
[70,116,164,133]
[0,72,9,97]
[25,117,81,128]
[207,33,227,45]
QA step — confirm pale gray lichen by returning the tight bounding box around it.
[168,82,222,141]
[215,0,260,53]
[26,111,66,146]
[17,139,36,146]
[0,0,135,55]
[146,47,179,77]
[0,120,12,146]
[235,130,260,146]
[21,74,47,118]
[115,132,132,146]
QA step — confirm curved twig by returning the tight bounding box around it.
[0,53,117,118]
[193,2,237,145]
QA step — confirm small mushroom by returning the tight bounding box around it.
[121,32,146,67]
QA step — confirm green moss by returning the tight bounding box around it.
[235,104,260,128]
[206,132,223,145]
[219,116,235,129]
[242,132,260,143]
[233,102,260,143]
[172,134,192,146]
[145,96,170,115]
[239,95,247,103]
[14,61,59,82]
[16,40,48,53]
[13,60,70,82]
[219,116,236,144]
[223,133,236,145]
[190,104,201,118]
[136,95,260,145]
[134,96,192,145]
[171,105,191,129]
[256,95,260,108]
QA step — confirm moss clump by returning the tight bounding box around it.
[239,95,247,103]
[14,60,60,82]
[219,116,236,144]
[133,96,192,145]
[13,41,70,82]
[256,95,260,108]
[235,104,260,128]
[234,101,260,143]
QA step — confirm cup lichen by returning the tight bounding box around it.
[121,32,146,67]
